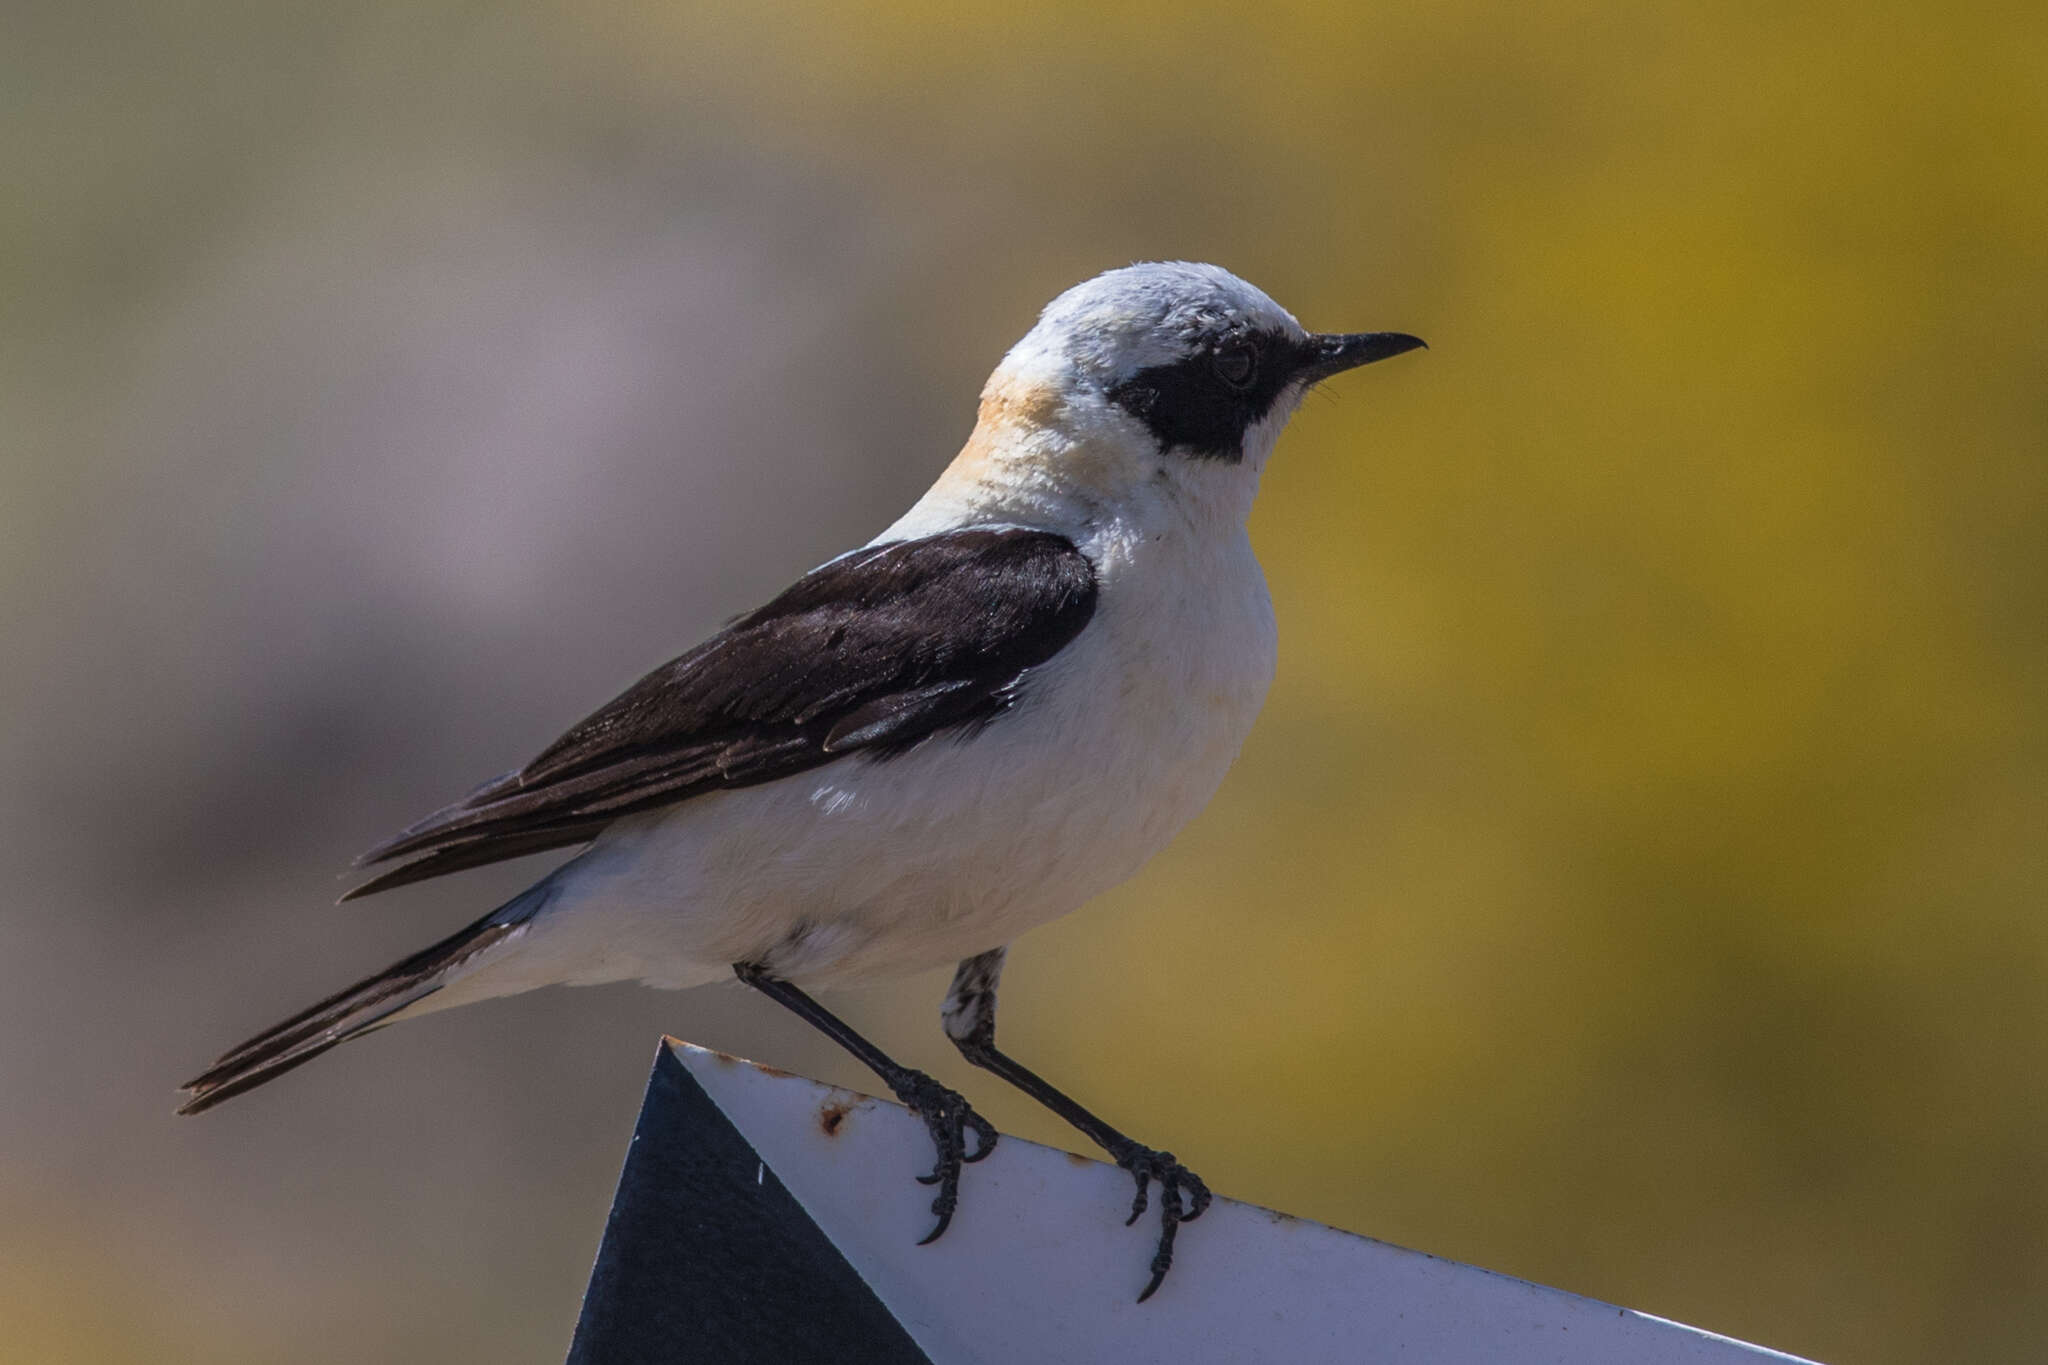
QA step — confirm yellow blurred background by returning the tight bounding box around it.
[5,1,2044,1360]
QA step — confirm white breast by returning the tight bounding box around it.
[503,499,1277,995]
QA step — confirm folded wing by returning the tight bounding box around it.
[346,527,1099,899]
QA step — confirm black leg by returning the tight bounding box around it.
[942,949,1211,1302]
[734,962,996,1243]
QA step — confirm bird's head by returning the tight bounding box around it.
[948,262,1424,528]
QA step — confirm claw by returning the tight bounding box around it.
[964,1112,999,1163]
[889,1069,997,1246]
[1111,1144,1207,1302]
[915,1207,953,1247]
[1125,1168,1151,1226]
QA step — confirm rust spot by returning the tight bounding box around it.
[818,1100,853,1137]
[754,1062,795,1080]
[1065,1151,1093,1167]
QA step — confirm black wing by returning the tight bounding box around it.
[344,526,1098,900]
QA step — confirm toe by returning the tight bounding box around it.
[1125,1170,1152,1226]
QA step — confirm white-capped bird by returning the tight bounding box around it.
[181,261,1423,1300]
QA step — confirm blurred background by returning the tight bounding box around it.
[4,0,2044,1360]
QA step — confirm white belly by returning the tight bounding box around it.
[496,521,1277,993]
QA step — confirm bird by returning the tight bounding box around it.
[180,260,1424,1301]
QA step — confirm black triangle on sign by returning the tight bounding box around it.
[567,1044,934,1365]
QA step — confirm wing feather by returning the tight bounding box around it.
[345,527,1097,900]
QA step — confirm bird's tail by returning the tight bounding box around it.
[178,887,549,1115]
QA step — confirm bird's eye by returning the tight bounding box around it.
[1212,344,1256,389]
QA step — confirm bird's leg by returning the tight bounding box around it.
[733,962,996,1243]
[942,949,1211,1302]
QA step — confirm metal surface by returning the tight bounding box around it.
[572,1039,1823,1365]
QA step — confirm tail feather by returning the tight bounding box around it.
[178,907,528,1115]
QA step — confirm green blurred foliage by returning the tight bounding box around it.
[5,0,2045,1361]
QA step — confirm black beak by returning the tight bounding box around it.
[1298,331,1428,383]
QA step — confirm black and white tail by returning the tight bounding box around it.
[178,898,535,1115]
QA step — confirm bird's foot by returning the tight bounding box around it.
[1108,1140,1212,1302]
[888,1069,998,1244]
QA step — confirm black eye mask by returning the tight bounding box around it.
[1105,328,1308,462]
